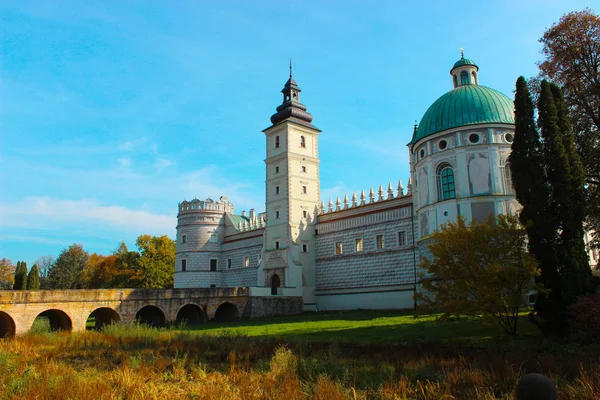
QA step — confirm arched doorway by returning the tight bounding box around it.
[33,309,72,332]
[176,304,206,325]
[0,311,16,338]
[271,274,281,295]
[135,305,166,327]
[87,308,121,330]
[214,302,239,322]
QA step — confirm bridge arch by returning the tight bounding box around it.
[35,309,72,332]
[0,311,15,338]
[214,302,239,322]
[88,307,121,330]
[135,305,166,327]
[176,304,206,325]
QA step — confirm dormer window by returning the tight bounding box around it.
[300,136,306,148]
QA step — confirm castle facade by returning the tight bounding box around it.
[173,56,597,311]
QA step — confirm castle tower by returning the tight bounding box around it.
[259,64,321,307]
[408,53,517,246]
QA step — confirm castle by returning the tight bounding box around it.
[173,55,598,311]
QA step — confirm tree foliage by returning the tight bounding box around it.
[0,258,15,290]
[34,255,54,289]
[27,264,41,290]
[415,215,539,336]
[134,235,175,288]
[13,261,28,290]
[538,9,600,249]
[48,244,89,289]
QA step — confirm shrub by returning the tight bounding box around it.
[569,294,600,341]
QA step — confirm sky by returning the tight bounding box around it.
[0,0,593,265]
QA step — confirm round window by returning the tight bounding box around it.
[439,140,447,150]
[469,133,480,144]
[504,133,514,143]
[420,149,425,158]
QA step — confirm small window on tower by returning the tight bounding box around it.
[275,166,280,173]
[302,186,307,194]
[276,211,280,219]
[300,136,306,148]
[302,166,306,173]
[275,186,280,194]
[275,136,280,148]
[181,259,187,272]
[275,241,280,249]
[302,244,308,252]
[182,235,187,244]
[244,256,249,267]
[335,242,343,255]
[303,210,307,218]
[227,259,232,269]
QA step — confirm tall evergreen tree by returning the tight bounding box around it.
[27,264,41,290]
[509,77,556,320]
[13,261,28,290]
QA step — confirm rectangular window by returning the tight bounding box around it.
[227,259,232,269]
[302,185,307,194]
[398,231,406,246]
[276,211,280,219]
[275,241,280,249]
[303,210,307,218]
[335,241,343,255]
[301,166,306,173]
[355,238,363,252]
[244,256,249,267]
[275,136,280,148]
[275,186,280,194]
[182,235,187,244]
[376,235,384,249]
[275,166,280,173]
[181,259,187,272]
[302,244,308,252]
[210,259,217,272]
[210,284,216,288]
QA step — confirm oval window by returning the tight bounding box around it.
[439,140,447,150]
[504,133,514,143]
[420,149,425,158]
[469,133,480,144]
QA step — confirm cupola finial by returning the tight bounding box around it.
[289,58,293,78]
[460,47,464,58]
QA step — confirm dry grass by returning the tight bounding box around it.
[0,323,599,399]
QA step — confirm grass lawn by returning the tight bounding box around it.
[182,309,541,347]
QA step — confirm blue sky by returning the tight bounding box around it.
[0,1,592,265]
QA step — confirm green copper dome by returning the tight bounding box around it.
[410,85,514,145]
[452,57,478,70]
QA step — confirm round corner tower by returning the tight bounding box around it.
[174,196,234,288]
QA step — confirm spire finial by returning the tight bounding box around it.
[289,58,293,78]
[460,47,464,58]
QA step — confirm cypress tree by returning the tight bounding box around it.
[27,264,40,290]
[508,77,557,321]
[19,262,28,290]
[13,261,26,290]
[549,83,591,302]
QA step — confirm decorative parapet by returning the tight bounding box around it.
[179,195,235,214]
[318,179,412,215]
[236,215,266,233]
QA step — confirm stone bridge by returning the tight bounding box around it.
[0,287,303,337]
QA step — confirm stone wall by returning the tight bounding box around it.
[243,296,304,319]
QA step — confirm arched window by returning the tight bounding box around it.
[300,136,306,148]
[502,162,515,195]
[461,71,469,85]
[453,75,458,88]
[437,164,456,201]
[471,71,478,85]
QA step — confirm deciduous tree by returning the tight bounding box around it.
[135,235,175,288]
[415,215,539,336]
[48,244,89,289]
[0,258,15,289]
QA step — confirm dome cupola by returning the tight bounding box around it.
[450,49,479,88]
[270,61,314,126]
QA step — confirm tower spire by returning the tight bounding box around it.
[460,47,464,58]
[289,58,292,78]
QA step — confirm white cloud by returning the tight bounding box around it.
[154,157,173,172]
[0,197,175,235]
[118,157,132,167]
[119,137,147,151]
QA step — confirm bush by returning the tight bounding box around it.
[570,294,600,341]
